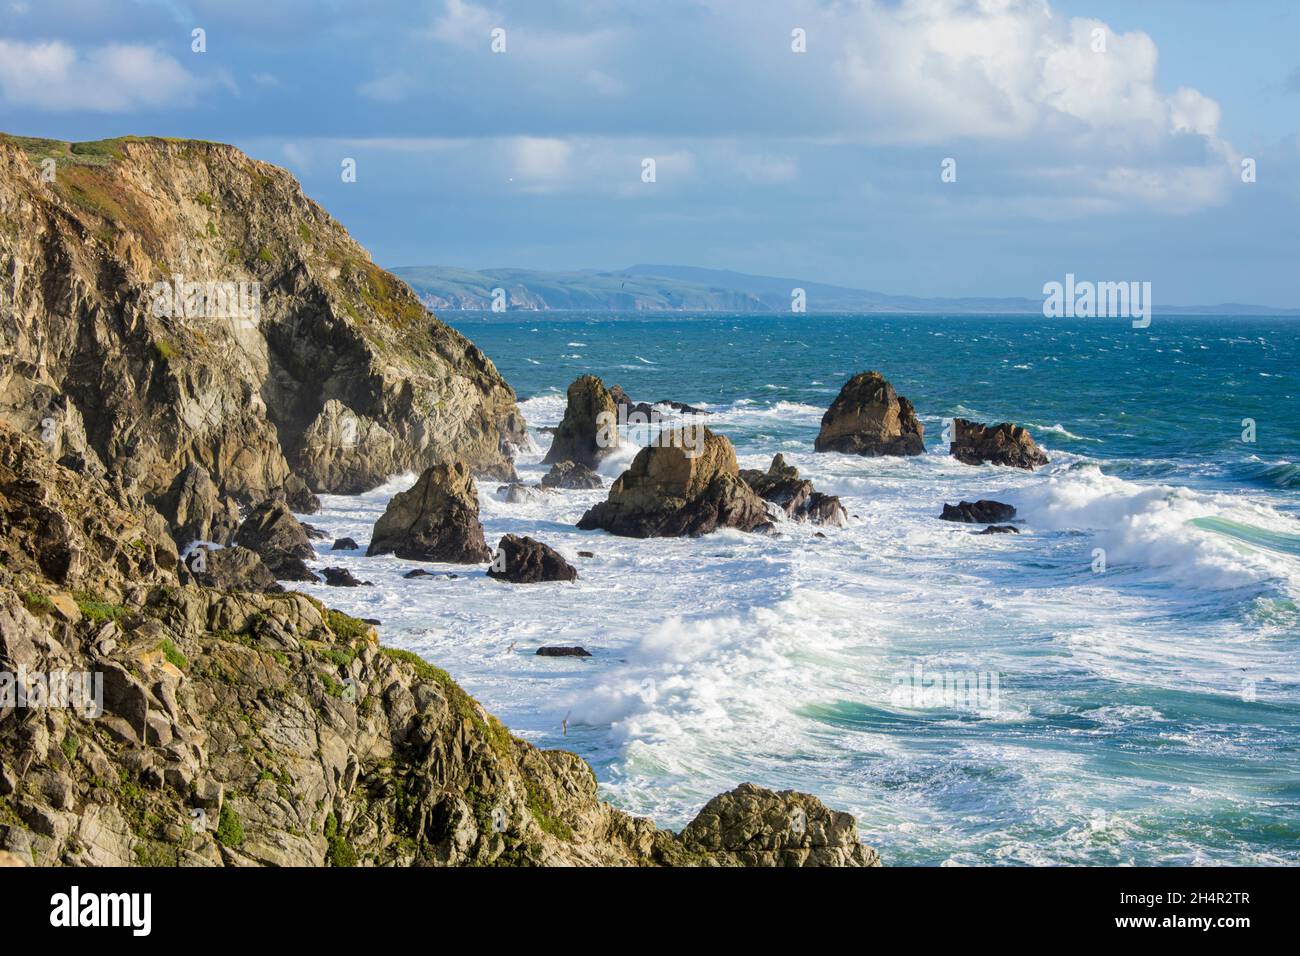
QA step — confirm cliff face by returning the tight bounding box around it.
[0,134,526,533]
[0,423,879,867]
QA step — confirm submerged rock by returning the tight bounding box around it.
[321,566,371,587]
[331,537,360,551]
[940,500,1017,524]
[367,462,492,563]
[541,460,604,490]
[543,375,619,468]
[536,646,592,657]
[950,419,1048,470]
[977,525,1020,534]
[402,568,436,579]
[487,534,578,583]
[577,428,768,538]
[495,482,550,504]
[739,454,848,527]
[609,384,710,418]
[815,372,925,457]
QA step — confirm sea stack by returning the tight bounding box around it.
[543,375,619,469]
[815,372,925,456]
[949,419,1049,470]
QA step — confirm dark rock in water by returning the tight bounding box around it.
[541,460,604,490]
[321,566,371,587]
[302,522,330,541]
[677,782,881,867]
[977,525,1020,534]
[183,546,284,593]
[950,419,1048,470]
[446,573,459,579]
[403,568,435,579]
[368,461,492,563]
[754,521,780,536]
[610,384,710,419]
[157,462,241,547]
[234,500,318,580]
[543,375,619,468]
[281,476,322,516]
[739,454,848,527]
[332,537,360,551]
[814,532,827,539]
[487,534,578,583]
[536,646,592,657]
[577,428,769,538]
[496,482,549,504]
[940,500,1017,524]
[577,550,595,558]
[815,372,925,457]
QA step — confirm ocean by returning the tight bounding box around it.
[296,312,1300,865]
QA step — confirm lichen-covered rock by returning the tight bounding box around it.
[367,462,491,563]
[939,500,1017,524]
[0,427,881,868]
[678,783,881,867]
[577,428,768,538]
[0,134,525,521]
[487,534,578,584]
[950,419,1048,469]
[739,454,847,527]
[542,375,618,468]
[815,372,925,456]
[541,460,603,490]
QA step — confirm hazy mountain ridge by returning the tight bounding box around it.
[393,264,1299,315]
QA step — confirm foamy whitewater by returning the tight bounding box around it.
[294,313,1300,865]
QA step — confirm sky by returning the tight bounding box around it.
[1,0,1298,306]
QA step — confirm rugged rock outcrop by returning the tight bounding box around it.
[321,566,371,587]
[331,537,359,551]
[0,422,879,867]
[677,783,881,867]
[739,454,848,527]
[181,545,286,593]
[542,375,618,468]
[950,419,1048,470]
[367,462,491,563]
[609,384,710,418]
[577,428,769,538]
[815,372,925,456]
[939,500,1017,524]
[541,460,603,490]
[487,534,578,584]
[156,463,241,548]
[233,500,316,580]
[0,134,525,535]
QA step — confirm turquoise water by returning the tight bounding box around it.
[310,312,1300,864]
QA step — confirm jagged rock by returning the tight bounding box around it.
[609,384,710,418]
[0,134,524,514]
[950,419,1048,470]
[233,501,316,580]
[536,646,592,657]
[321,567,371,587]
[543,375,618,468]
[183,545,285,593]
[541,460,604,490]
[678,783,881,867]
[577,428,768,538]
[367,462,491,563]
[815,372,925,456]
[302,523,330,541]
[487,535,578,584]
[332,537,359,551]
[495,482,549,504]
[739,454,848,527]
[155,463,241,547]
[977,525,1020,534]
[940,500,1017,524]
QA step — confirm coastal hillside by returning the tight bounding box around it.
[0,134,526,524]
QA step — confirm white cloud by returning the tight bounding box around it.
[429,0,497,49]
[0,39,204,111]
[509,136,574,187]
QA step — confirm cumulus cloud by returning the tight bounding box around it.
[0,38,203,111]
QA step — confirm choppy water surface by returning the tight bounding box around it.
[298,313,1300,865]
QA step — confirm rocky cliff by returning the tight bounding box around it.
[0,134,526,541]
[0,423,879,867]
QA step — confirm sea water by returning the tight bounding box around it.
[297,312,1300,865]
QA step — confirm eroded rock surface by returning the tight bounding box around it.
[950,419,1048,470]
[487,534,578,584]
[367,462,491,563]
[815,372,925,457]
[542,375,617,468]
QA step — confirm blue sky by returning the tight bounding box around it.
[2,0,1298,305]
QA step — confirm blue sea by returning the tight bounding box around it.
[302,312,1300,865]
